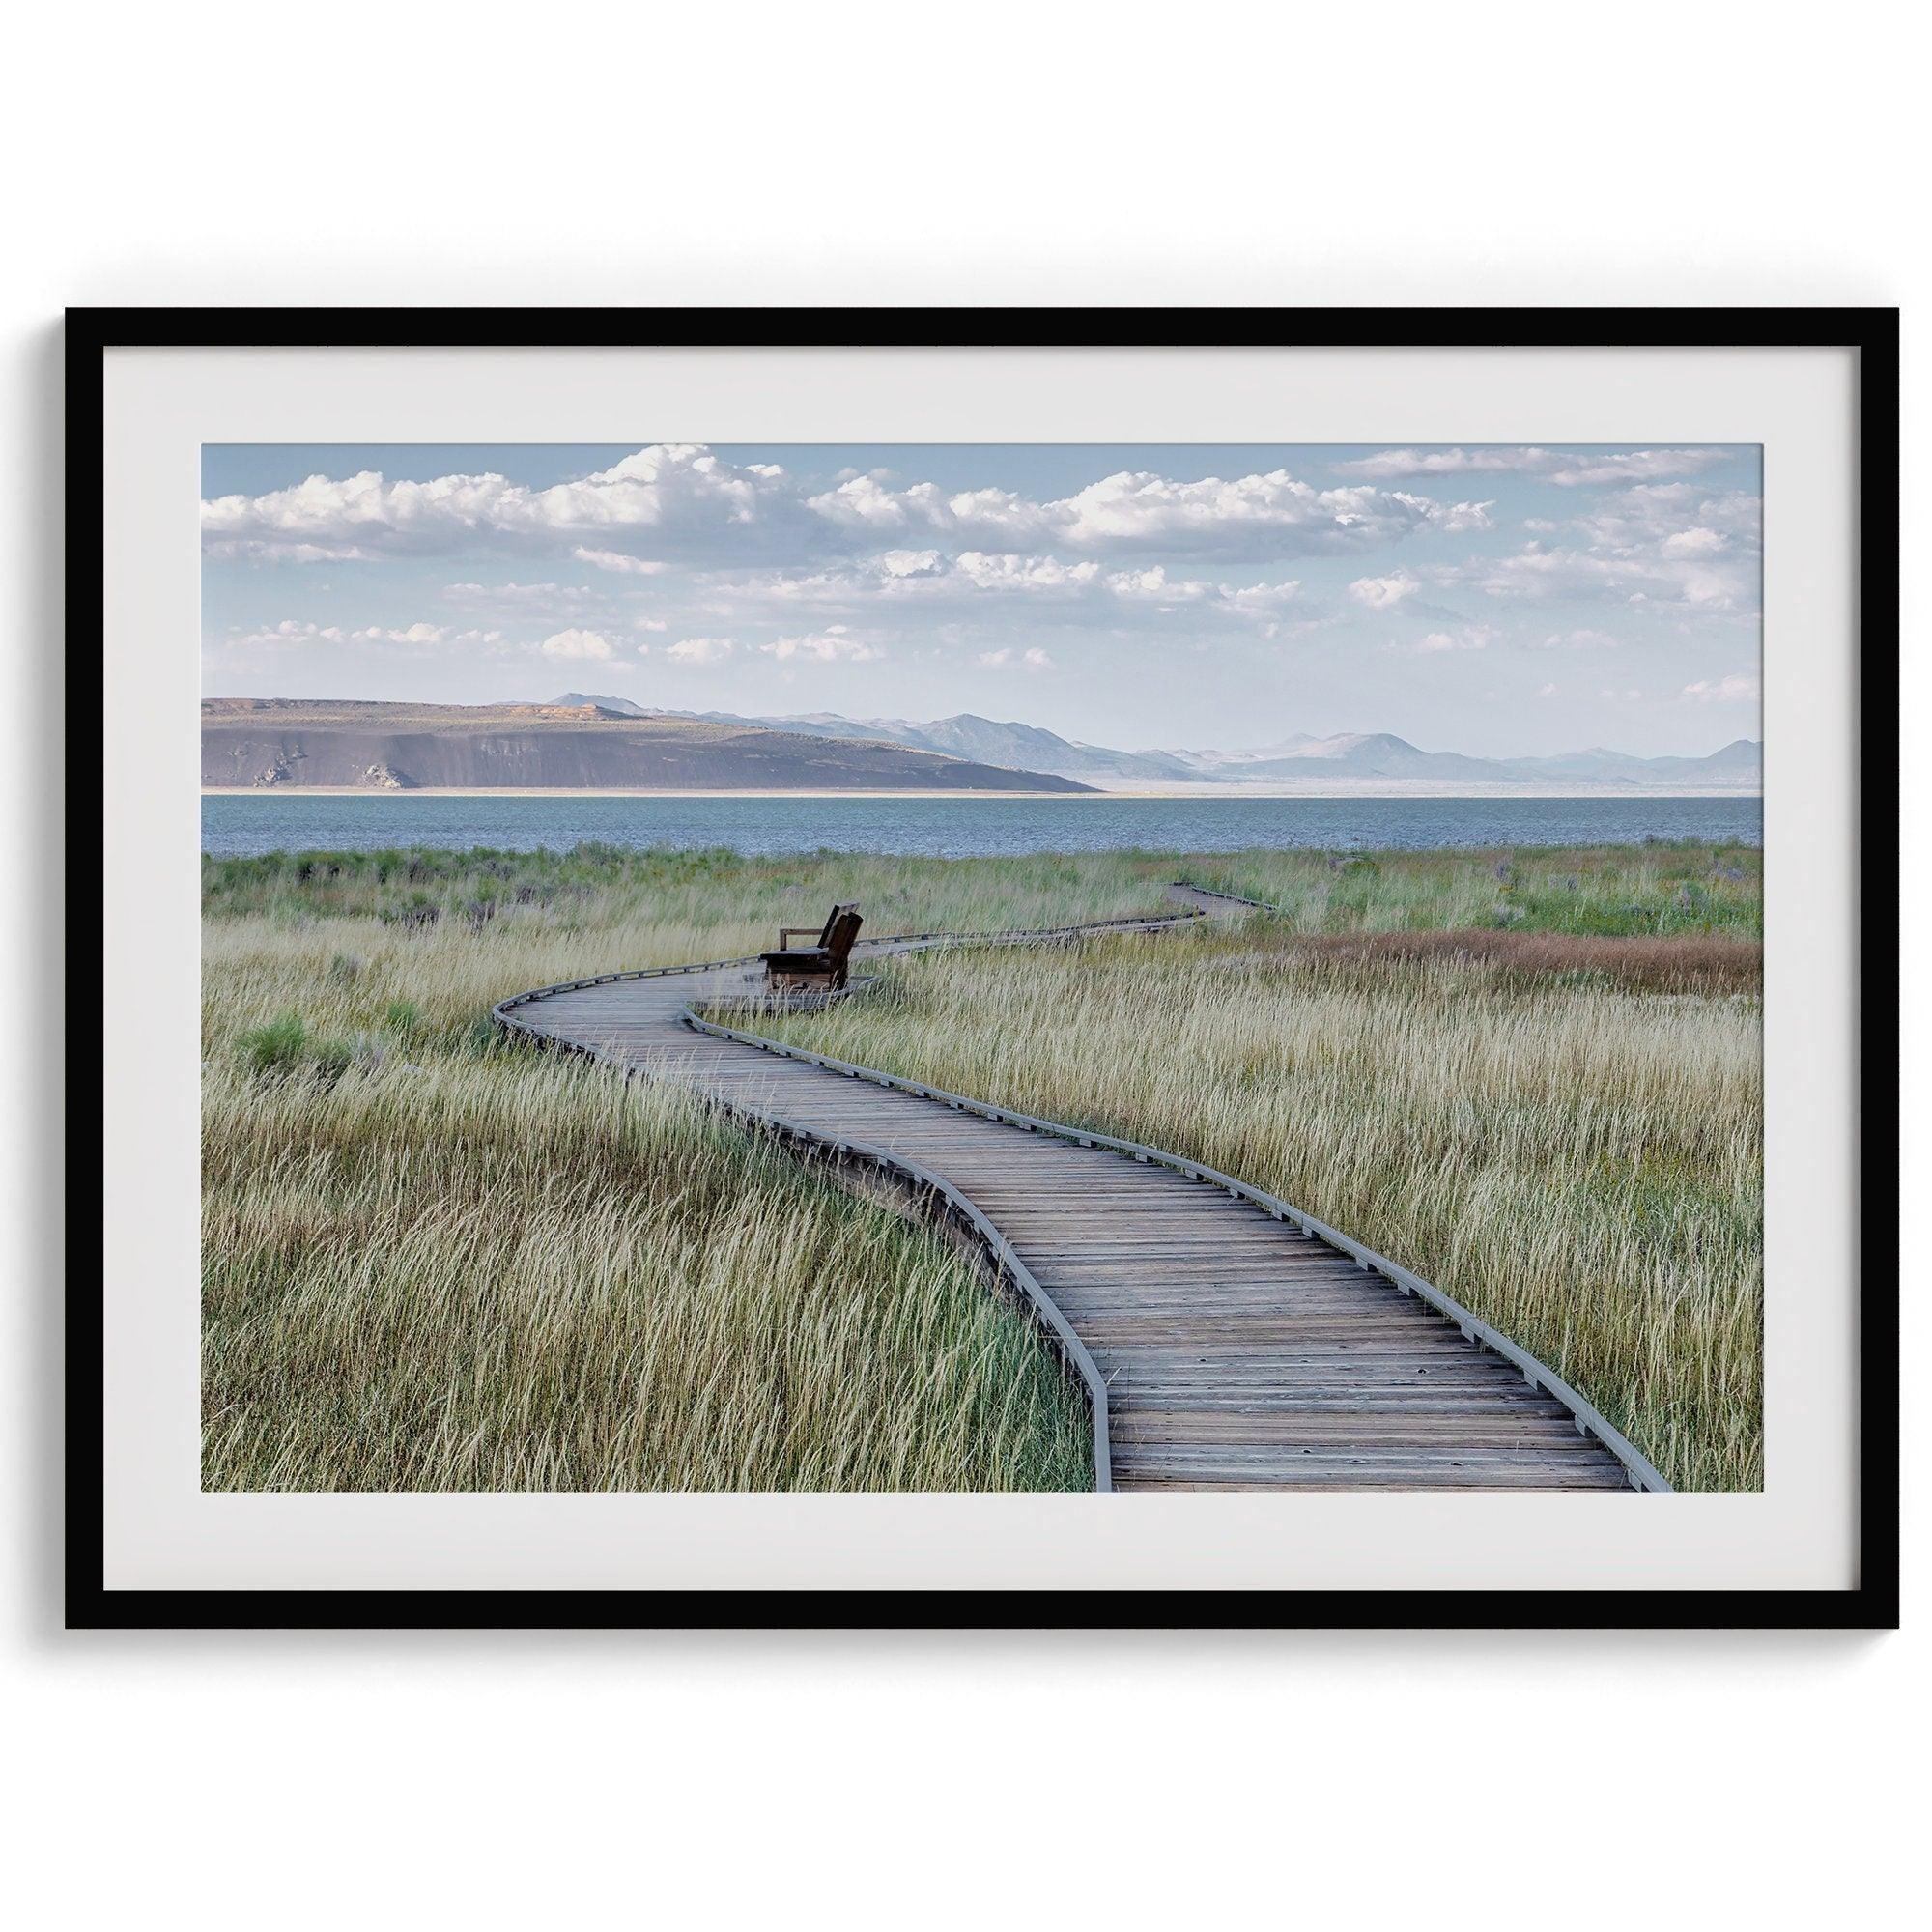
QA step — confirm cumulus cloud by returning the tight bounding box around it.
[1434,523,1758,614]
[203,443,1493,568]
[758,625,882,663]
[203,443,1761,739]
[573,548,668,575]
[205,539,375,564]
[709,551,1313,638]
[443,581,613,623]
[202,444,810,568]
[1334,447,1730,487]
[1349,570,1423,609]
[1682,672,1760,702]
[1345,569,1468,623]
[1538,628,1622,649]
[810,467,1489,560]
[1566,483,1762,556]
[218,618,499,650]
[536,628,619,661]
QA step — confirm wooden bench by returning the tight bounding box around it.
[762,903,864,990]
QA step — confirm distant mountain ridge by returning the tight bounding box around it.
[546,696,1761,791]
[204,699,1094,793]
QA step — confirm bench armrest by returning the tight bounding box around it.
[779,927,820,945]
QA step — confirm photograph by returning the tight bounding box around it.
[197,435,1767,1499]
[17,11,1919,1924]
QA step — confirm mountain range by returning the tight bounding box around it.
[549,695,1761,791]
[203,699,1092,793]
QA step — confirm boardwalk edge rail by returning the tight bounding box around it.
[491,912,1206,1495]
[496,897,1673,1496]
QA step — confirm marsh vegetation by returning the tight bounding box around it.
[203,838,1761,1493]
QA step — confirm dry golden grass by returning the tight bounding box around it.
[758,924,1763,1492]
[203,840,1763,1495]
[1264,927,1762,996]
[200,860,1118,1492]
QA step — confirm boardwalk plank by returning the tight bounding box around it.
[496,896,1644,1495]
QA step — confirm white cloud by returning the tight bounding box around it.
[1334,447,1730,487]
[664,637,735,664]
[759,625,882,663]
[204,444,1494,568]
[443,581,610,621]
[446,580,577,600]
[1662,526,1728,555]
[1349,571,1423,609]
[710,551,1313,639]
[205,539,374,564]
[1538,628,1621,649]
[812,467,1480,560]
[955,552,1102,591]
[1436,527,1757,615]
[1536,683,1558,697]
[1681,672,1760,702]
[573,547,668,575]
[216,618,500,651]
[536,628,618,661]
[1567,483,1762,554]
[976,646,1054,670]
[203,444,809,567]
[1406,496,1496,533]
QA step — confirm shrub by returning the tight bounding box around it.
[237,1011,355,1084]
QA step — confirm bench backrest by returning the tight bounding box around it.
[824,906,864,974]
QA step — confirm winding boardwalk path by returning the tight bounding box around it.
[497,891,1667,1494]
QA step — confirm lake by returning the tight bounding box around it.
[201,792,1763,860]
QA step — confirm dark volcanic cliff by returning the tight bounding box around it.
[200,699,1096,793]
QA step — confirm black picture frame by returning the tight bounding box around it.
[71,306,1899,1632]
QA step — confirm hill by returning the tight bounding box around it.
[200,700,1095,792]
[548,690,650,717]
[638,705,1760,791]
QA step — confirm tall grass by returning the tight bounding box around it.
[200,853,1119,1492]
[204,839,1762,1493]
[1188,839,1762,939]
[757,923,1763,1492]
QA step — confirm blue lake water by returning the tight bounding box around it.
[201,792,1762,860]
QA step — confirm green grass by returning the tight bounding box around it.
[201,846,1122,1492]
[1182,839,1763,939]
[203,1048,1092,1492]
[202,838,1763,1493]
[200,837,1761,942]
[753,917,1762,1492]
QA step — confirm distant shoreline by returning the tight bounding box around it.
[202,785,1095,801]
[203,784,1763,803]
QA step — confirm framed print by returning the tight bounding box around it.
[75,307,1897,1629]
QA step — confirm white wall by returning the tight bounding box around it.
[5,5,1918,1925]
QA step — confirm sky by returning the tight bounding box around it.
[200,441,1762,757]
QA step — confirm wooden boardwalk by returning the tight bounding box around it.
[497,892,1667,1494]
